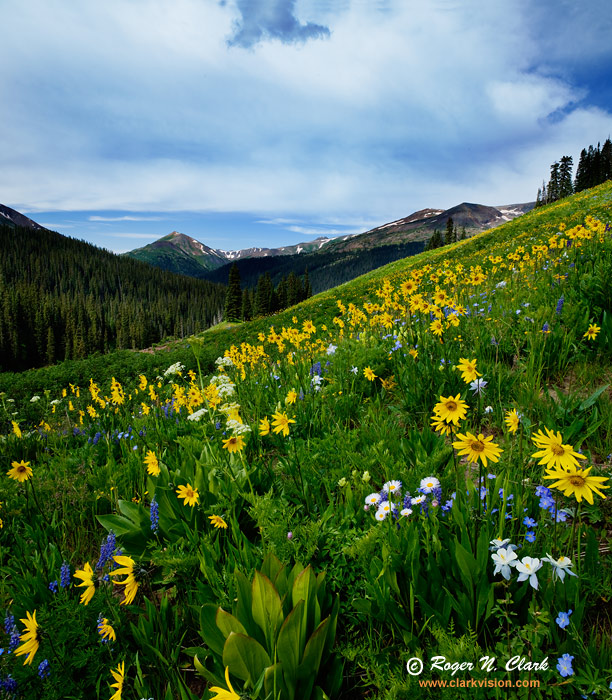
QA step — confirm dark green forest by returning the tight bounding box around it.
[206,240,425,293]
[0,224,226,372]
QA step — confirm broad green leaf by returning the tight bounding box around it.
[277,599,305,691]
[251,572,284,651]
[216,608,248,639]
[198,605,225,657]
[222,632,271,685]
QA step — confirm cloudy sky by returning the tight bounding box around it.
[2,0,611,252]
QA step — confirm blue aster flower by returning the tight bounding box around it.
[555,610,572,630]
[556,653,574,677]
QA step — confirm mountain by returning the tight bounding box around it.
[323,201,534,253]
[0,210,226,373]
[125,201,534,278]
[0,203,45,230]
[124,200,534,290]
[124,231,336,276]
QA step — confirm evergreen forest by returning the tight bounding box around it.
[0,224,226,372]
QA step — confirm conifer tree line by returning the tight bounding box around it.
[224,263,312,322]
[0,223,226,372]
[535,138,612,206]
[424,217,467,251]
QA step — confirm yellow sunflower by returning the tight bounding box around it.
[259,416,270,436]
[109,555,140,605]
[176,484,200,507]
[109,660,125,700]
[583,323,600,340]
[7,460,33,482]
[209,666,240,700]
[14,610,40,665]
[452,432,503,467]
[504,409,521,434]
[74,562,96,605]
[209,514,228,529]
[222,435,246,453]
[433,394,469,426]
[97,617,116,643]
[531,428,586,471]
[271,411,296,437]
[456,358,482,384]
[543,465,609,505]
[363,367,377,381]
[143,450,160,477]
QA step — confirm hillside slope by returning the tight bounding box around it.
[0,221,226,372]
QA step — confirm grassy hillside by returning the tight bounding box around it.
[1,182,612,699]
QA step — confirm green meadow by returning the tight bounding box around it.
[2,182,612,699]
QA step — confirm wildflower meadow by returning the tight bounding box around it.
[2,182,612,699]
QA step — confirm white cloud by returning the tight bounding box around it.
[89,215,167,222]
[0,0,611,225]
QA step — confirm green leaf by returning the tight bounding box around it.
[296,616,331,699]
[198,605,226,657]
[251,571,284,651]
[276,600,305,693]
[222,632,271,686]
[579,384,609,411]
[216,608,248,639]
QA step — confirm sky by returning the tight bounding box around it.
[2,0,612,253]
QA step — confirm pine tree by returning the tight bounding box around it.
[241,288,252,321]
[303,268,312,299]
[547,162,560,203]
[574,148,589,192]
[445,217,455,245]
[224,263,242,322]
[558,155,574,198]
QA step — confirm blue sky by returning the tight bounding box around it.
[2,0,611,253]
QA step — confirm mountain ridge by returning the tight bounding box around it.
[124,200,534,277]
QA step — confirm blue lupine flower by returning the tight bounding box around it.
[150,496,159,534]
[556,610,572,630]
[96,531,117,571]
[8,628,20,653]
[49,580,59,593]
[0,675,18,694]
[4,613,14,636]
[556,653,574,677]
[38,659,51,680]
[523,517,537,528]
[310,362,322,377]
[555,296,565,315]
[60,561,71,588]
[525,530,536,543]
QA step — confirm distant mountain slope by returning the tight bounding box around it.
[0,210,226,372]
[124,231,336,276]
[125,200,534,280]
[324,201,534,253]
[0,203,44,230]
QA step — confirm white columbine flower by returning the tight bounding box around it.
[541,554,578,582]
[515,557,543,589]
[326,344,337,355]
[419,476,440,493]
[469,378,488,395]
[491,547,518,580]
[350,366,358,374]
[489,538,511,551]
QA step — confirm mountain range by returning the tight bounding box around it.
[124,200,534,288]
